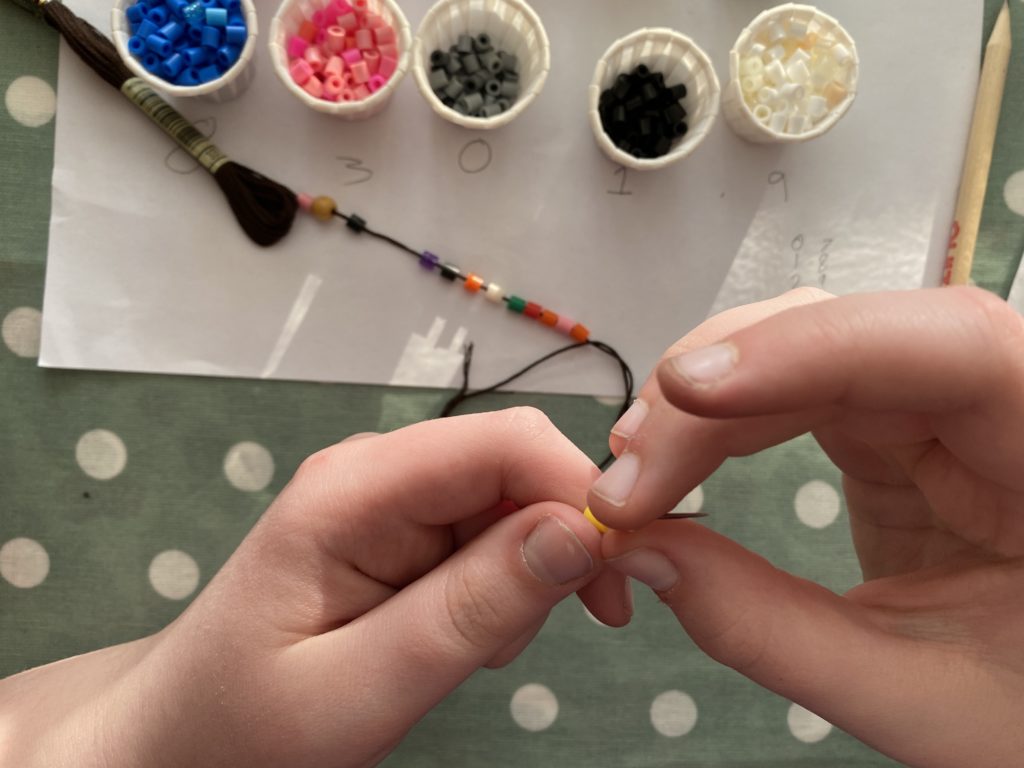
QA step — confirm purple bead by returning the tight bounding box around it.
[419,251,440,271]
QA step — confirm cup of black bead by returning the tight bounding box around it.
[589,28,720,170]
[412,0,550,129]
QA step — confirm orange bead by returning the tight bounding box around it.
[464,274,484,293]
[298,20,317,42]
[570,323,590,343]
[310,195,336,221]
[539,310,558,327]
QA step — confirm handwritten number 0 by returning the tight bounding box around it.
[458,139,492,174]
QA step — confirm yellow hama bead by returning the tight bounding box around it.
[583,507,609,534]
[311,195,337,222]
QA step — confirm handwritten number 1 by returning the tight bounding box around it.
[607,166,632,196]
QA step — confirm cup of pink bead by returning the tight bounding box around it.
[269,0,412,118]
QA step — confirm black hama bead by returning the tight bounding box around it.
[439,263,460,281]
[669,83,687,100]
[346,214,367,233]
[641,82,659,102]
[633,63,650,79]
[664,102,686,125]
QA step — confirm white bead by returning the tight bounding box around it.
[805,95,828,120]
[809,68,830,90]
[752,104,772,123]
[766,22,786,43]
[765,44,786,62]
[485,284,504,303]
[765,59,786,86]
[741,57,765,76]
[757,86,779,105]
[788,48,811,67]
[769,110,789,133]
[787,17,809,39]
[748,42,766,58]
[786,59,811,85]
[741,74,764,94]
[779,83,805,103]
[831,43,852,66]
[787,114,809,134]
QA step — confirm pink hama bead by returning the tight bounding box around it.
[354,84,370,99]
[350,59,370,84]
[363,49,380,75]
[324,55,344,77]
[367,74,386,92]
[342,71,355,86]
[303,76,324,98]
[311,9,327,26]
[297,193,313,211]
[325,26,345,52]
[377,43,398,59]
[352,0,367,10]
[286,35,309,58]
[378,54,397,79]
[323,74,345,97]
[304,44,326,72]
[363,12,384,29]
[555,315,576,336]
[341,48,362,65]
[337,11,357,30]
[340,88,357,101]
[374,26,395,45]
[289,58,314,85]
[354,28,373,49]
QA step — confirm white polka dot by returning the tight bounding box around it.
[148,550,200,600]
[672,485,704,516]
[794,480,841,529]
[594,395,623,407]
[1004,170,1024,216]
[1,307,42,358]
[650,690,698,737]
[75,429,127,480]
[223,441,274,492]
[510,683,558,732]
[787,703,832,743]
[0,538,50,588]
[5,76,56,128]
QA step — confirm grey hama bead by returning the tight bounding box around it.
[484,79,501,97]
[456,34,473,54]
[499,81,519,99]
[457,92,484,113]
[443,79,464,99]
[499,52,517,72]
[479,51,501,73]
[479,102,502,118]
[496,98,511,111]
[473,32,492,53]
[461,53,480,74]
[428,68,449,92]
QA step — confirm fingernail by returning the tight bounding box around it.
[610,399,649,440]
[590,452,640,508]
[606,549,679,592]
[522,516,594,586]
[670,343,738,387]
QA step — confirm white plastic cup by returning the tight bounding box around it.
[722,3,859,144]
[589,28,720,172]
[111,0,258,102]
[269,0,412,119]
[412,0,550,130]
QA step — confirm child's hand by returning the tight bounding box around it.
[588,287,1024,768]
[2,409,614,767]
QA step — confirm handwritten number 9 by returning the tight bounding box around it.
[769,171,788,203]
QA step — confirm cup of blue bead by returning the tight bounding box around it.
[412,0,549,130]
[589,28,720,171]
[111,0,258,101]
[722,4,858,144]
[269,0,412,119]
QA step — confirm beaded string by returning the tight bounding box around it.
[299,193,591,344]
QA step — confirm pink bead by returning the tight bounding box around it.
[363,12,384,29]
[344,36,358,50]
[311,10,327,27]
[297,193,313,211]
[341,48,362,65]
[374,26,395,45]
[324,55,344,77]
[352,0,367,11]
[303,76,324,98]
[378,54,397,79]
[363,49,380,75]
[337,11,357,30]
[315,29,325,45]
[354,84,370,99]
[354,28,373,49]
[289,58,314,85]
[350,59,370,84]
[286,35,309,58]
[323,74,344,97]
[377,43,398,59]
[324,25,345,52]
[367,74,386,92]
[340,88,357,101]
[342,71,355,86]
[325,0,347,20]
[555,315,576,336]
[304,45,325,72]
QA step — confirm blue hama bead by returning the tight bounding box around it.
[205,7,227,25]
[168,0,189,16]
[200,25,221,48]
[142,52,161,73]
[224,24,245,45]
[197,64,220,82]
[419,251,440,271]
[186,25,204,43]
[215,44,239,69]
[127,35,147,56]
[181,46,208,66]
[125,4,145,23]
[176,67,201,85]
[159,21,184,41]
[182,1,204,24]
[161,52,184,78]
[145,33,172,57]
[145,5,168,25]
[136,18,158,38]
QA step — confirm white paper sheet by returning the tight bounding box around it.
[40,0,981,396]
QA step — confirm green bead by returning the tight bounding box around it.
[507,296,526,313]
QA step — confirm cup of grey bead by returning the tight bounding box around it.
[412,0,550,129]
[589,27,720,171]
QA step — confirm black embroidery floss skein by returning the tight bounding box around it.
[12,0,297,246]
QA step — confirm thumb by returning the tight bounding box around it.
[287,502,600,749]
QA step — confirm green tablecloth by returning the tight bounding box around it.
[2,2,1022,765]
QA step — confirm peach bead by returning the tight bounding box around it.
[354,28,373,49]
[374,25,395,45]
[340,88,357,101]
[289,58,313,85]
[377,43,397,59]
[341,48,362,65]
[323,74,345,97]
[302,76,324,98]
[378,54,397,79]
[554,315,576,336]
[363,49,380,75]
[298,20,317,42]
[350,59,370,83]
[354,84,369,99]
[304,45,325,72]
[324,26,346,53]
[337,11,357,30]
[324,55,344,77]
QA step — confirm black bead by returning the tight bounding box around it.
[346,214,367,233]
[669,83,687,101]
[613,73,631,99]
[633,63,650,79]
[439,263,460,281]
[664,102,686,125]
